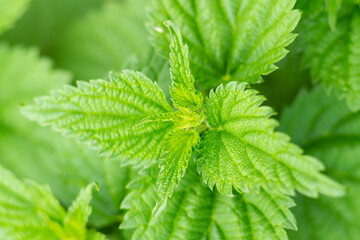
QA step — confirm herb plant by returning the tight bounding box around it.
[0,0,359,239]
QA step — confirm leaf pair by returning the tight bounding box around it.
[0,165,106,240]
[24,21,344,221]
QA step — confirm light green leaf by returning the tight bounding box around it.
[149,0,300,88]
[165,20,203,110]
[0,130,128,228]
[0,166,104,240]
[298,4,360,111]
[153,129,200,216]
[23,70,174,167]
[121,168,296,240]
[280,86,360,240]
[141,108,205,131]
[0,165,65,239]
[0,0,30,35]
[63,183,97,239]
[198,82,344,197]
[0,43,126,228]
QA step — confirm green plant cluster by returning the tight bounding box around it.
[0,0,360,239]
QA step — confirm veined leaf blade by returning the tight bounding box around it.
[23,70,174,167]
[153,128,200,216]
[198,82,344,198]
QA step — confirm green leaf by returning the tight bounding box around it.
[153,128,200,216]
[0,0,30,35]
[280,86,360,240]
[0,165,105,240]
[198,82,344,197]
[165,21,203,110]
[51,0,150,80]
[23,70,174,167]
[121,168,296,240]
[63,183,97,239]
[149,0,300,88]
[0,130,129,228]
[0,43,126,228]
[298,4,360,111]
[0,165,65,239]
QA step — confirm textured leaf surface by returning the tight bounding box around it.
[23,70,174,167]
[298,3,360,110]
[63,184,96,239]
[0,166,105,240]
[0,0,30,34]
[166,21,202,110]
[153,129,199,216]
[198,82,344,197]
[280,86,360,240]
[121,168,296,240]
[0,43,126,228]
[52,0,150,80]
[149,0,300,88]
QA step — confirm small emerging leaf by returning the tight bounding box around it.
[63,183,98,239]
[153,129,200,216]
[165,20,203,110]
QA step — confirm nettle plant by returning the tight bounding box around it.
[21,16,346,239]
[1,0,360,239]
